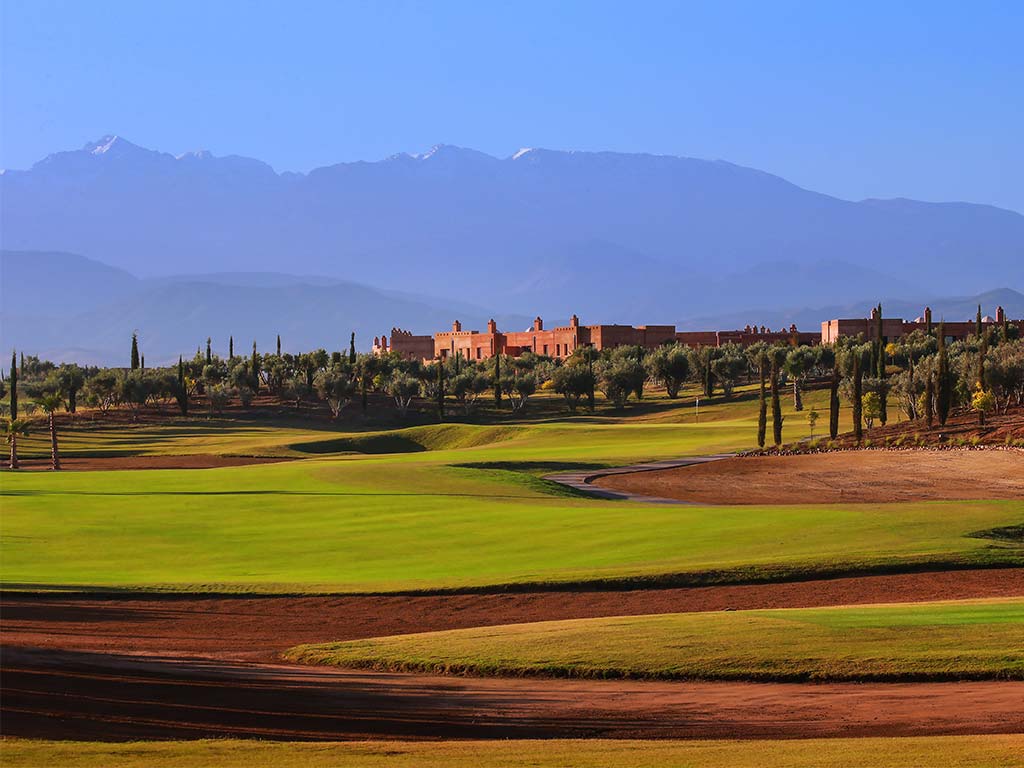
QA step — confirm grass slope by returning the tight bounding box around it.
[3,390,1021,593]
[5,736,1024,768]
[286,598,1024,682]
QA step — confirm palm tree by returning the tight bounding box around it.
[3,418,29,470]
[37,394,63,470]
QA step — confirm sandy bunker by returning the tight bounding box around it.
[594,450,1024,505]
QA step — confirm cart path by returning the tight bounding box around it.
[546,454,735,504]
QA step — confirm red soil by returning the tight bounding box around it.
[834,403,1024,448]
[595,449,1024,505]
[2,568,1023,741]
[3,569,1023,661]
[4,647,1021,742]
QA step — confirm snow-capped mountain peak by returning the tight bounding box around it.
[86,135,121,154]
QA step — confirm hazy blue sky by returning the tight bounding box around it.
[2,0,1021,211]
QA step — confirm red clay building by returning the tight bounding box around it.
[821,305,1010,345]
[676,324,818,348]
[375,306,1016,364]
[374,315,816,362]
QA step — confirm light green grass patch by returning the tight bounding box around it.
[285,598,1024,682]
[4,736,1023,768]
[2,390,1020,593]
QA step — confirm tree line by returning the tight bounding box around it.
[3,313,1021,469]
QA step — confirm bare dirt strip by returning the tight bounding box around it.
[4,569,1024,661]
[593,450,1024,505]
[4,646,1022,742]
[2,568,1024,742]
[13,455,288,471]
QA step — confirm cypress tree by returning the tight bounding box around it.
[494,353,502,406]
[852,352,863,444]
[925,307,933,335]
[756,351,767,448]
[349,332,356,365]
[9,351,18,420]
[206,337,212,365]
[251,342,259,393]
[587,352,595,413]
[976,304,983,338]
[924,371,934,428]
[876,305,887,426]
[277,335,282,356]
[20,351,24,375]
[436,358,445,420]
[141,354,145,370]
[829,355,840,440]
[177,355,188,416]
[130,333,140,370]
[770,351,783,446]
[229,336,234,361]
[1001,312,1009,342]
[936,322,950,426]
[874,303,884,375]
[977,329,990,391]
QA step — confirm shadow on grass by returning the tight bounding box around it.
[969,524,1024,543]
[290,434,427,455]
[0,489,539,500]
[448,461,611,499]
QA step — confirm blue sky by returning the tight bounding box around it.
[2,0,1021,211]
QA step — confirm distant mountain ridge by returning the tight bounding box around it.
[681,288,1024,335]
[3,250,1019,367]
[2,136,1021,321]
[0,251,530,366]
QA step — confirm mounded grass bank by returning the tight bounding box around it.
[289,424,526,455]
[286,598,1024,682]
[5,736,1023,768]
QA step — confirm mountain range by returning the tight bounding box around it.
[1,136,1022,363]
[0,251,529,366]
[3,250,1021,367]
[3,136,1022,323]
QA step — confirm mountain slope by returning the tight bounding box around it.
[3,137,1021,319]
[0,251,528,365]
[681,288,1024,334]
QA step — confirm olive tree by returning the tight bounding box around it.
[388,373,420,417]
[552,363,595,414]
[645,343,691,398]
[314,364,357,418]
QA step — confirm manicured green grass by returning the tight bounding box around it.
[2,389,1020,593]
[5,736,1024,768]
[15,421,337,459]
[286,598,1024,682]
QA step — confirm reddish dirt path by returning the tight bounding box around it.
[4,569,1023,661]
[4,647,1023,742]
[594,450,1024,504]
[3,569,1023,742]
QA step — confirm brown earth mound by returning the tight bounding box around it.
[834,403,1024,448]
[4,568,1024,743]
[4,569,1022,661]
[594,449,1024,505]
[5,647,1022,741]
